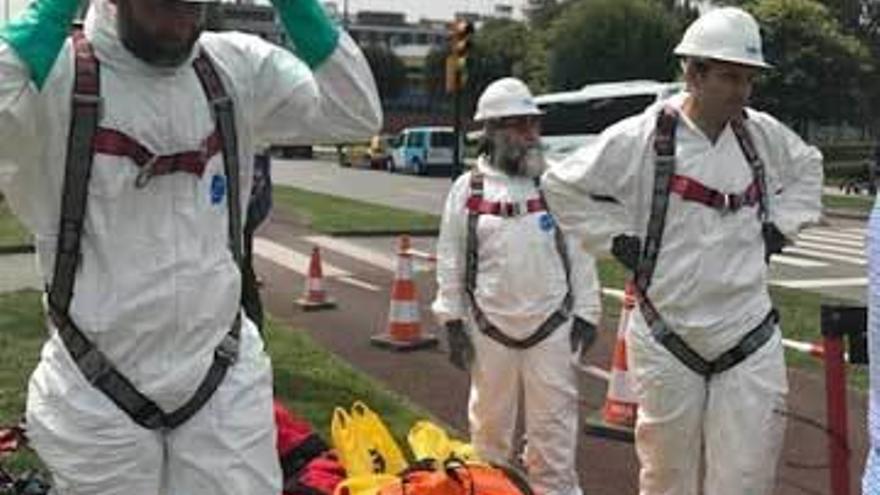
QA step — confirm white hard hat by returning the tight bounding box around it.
[674,7,771,69]
[473,77,543,122]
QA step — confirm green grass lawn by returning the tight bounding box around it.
[272,185,440,235]
[0,290,429,473]
[0,197,30,249]
[823,193,875,214]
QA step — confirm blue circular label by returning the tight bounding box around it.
[210,175,226,205]
[539,213,555,232]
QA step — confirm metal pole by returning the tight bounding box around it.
[452,69,462,181]
[821,304,855,495]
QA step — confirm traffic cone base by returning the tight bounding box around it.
[296,296,337,311]
[369,332,438,351]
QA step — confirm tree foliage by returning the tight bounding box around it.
[361,45,408,101]
[546,0,684,91]
[746,0,874,130]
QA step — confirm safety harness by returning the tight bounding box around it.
[634,106,778,379]
[45,31,243,430]
[464,172,573,349]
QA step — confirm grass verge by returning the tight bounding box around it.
[0,290,427,473]
[0,197,30,249]
[272,185,440,235]
[823,193,874,214]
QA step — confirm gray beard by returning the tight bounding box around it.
[488,134,546,178]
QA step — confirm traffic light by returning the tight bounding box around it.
[445,20,474,94]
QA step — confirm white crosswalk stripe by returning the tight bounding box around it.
[253,237,381,292]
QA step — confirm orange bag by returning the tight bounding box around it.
[378,460,534,495]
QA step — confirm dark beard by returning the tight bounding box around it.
[116,5,203,67]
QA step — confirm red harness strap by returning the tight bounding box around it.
[465,196,546,217]
[669,174,762,213]
[92,128,222,184]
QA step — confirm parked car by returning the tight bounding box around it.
[387,126,461,176]
[337,135,393,170]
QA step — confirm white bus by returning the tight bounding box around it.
[535,80,684,161]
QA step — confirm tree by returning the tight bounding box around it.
[546,0,683,91]
[746,0,874,132]
[361,45,408,101]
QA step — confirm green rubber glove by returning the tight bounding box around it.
[0,0,82,88]
[270,0,339,69]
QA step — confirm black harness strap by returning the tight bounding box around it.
[47,34,241,430]
[464,172,573,349]
[633,107,777,379]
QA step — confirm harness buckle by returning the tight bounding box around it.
[214,333,238,365]
[134,155,159,189]
[72,93,103,119]
[77,347,112,385]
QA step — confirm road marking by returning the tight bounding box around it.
[254,238,379,291]
[793,240,866,257]
[771,277,867,289]
[804,228,866,242]
[602,288,625,301]
[782,246,865,265]
[770,254,828,268]
[338,276,381,292]
[843,227,867,235]
[303,235,396,271]
[797,233,864,248]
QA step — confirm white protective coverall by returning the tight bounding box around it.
[865,194,880,493]
[542,92,822,495]
[432,156,602,495]
[0,0,381,492]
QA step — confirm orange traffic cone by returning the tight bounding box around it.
[296,246,337,311]
[371,235,438,351]
[601,280,638,427]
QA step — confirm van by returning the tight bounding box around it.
[387,126,461,176]
[535,80,684,161]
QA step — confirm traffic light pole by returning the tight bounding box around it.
[452,70,462,181]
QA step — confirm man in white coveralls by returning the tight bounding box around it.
[542,7,822,495]
[432,77,602,495]
[0,0,381,491]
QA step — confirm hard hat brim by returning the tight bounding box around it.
[473,107,544,123]
[674,47,772,69]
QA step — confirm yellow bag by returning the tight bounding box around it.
[331,402,408,477]
[407,421,478,464]
[333,474,399,495]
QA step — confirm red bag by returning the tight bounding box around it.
[275,400,346,495]
[377,460,534,495]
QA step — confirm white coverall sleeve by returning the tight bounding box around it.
[566,237,602,326]
[542,120,645,256]
[431,174,472,325]
[251,34,381,145]
[756,113,824,238]
[0,42,38,194]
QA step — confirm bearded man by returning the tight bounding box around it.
[431,77,602,495]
